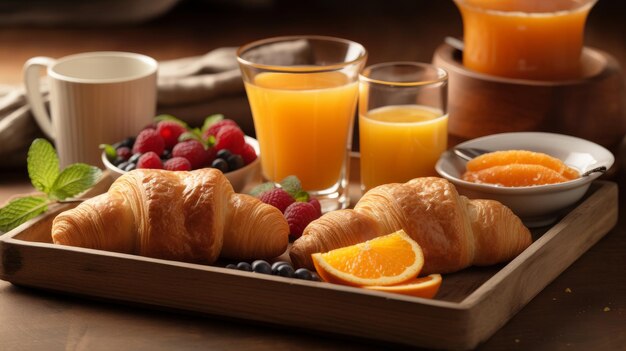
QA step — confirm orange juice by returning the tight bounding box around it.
[455,0,595,80]
[244,71,358,190]
[359,105,448,191]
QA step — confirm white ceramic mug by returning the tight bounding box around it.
[24,51,158,167]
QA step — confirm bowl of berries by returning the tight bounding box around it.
[101,114,261,192]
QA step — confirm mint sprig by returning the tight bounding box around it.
[201,114,225,134]
[99,143,116,161]
[27,138,59,193]
[179,114,225,149]
[154,114,189,128]
[280,176,302,198]
[0,138,102,232]
[249,175,312,203]
[0,196,48,232]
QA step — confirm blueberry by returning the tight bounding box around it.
[129,153,142,164]
[161,149,172,160]
[294,268,313,280]
[119,137,135,149]
[236,262,252,272]
[117,161,129,170]
[276,264,295,278]
[225,263,237,269]
[113,156,126,166]
[310,272,322,282]
[251,260,272,274]
[124,163,136,172]
[271,261,291,274]
[211,158,229,173]
[227,154,245,171]
[216,149,232,160]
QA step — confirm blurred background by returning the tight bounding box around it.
[0,0,624,160]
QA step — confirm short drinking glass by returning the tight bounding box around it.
[359,62,448,192]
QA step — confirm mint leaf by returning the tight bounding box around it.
[179,129,212,149]
[201,114,225,134]
[154,114,188,128]
[0,196,48,232]
[294,190,310,202]
[205,135,216,148]
[179,131,202,143]
[49,164,102,200]
[99,144,116,161]
[27,138,59,194]
[249,182,276,197]
[280,176,302,197]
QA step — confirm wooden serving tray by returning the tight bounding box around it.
[0,181,618,350]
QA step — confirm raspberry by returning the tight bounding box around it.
[132,129,165,155]
[157,121,187,149]
[203,119,238,138]
[116,146,132,161]
[164,157,192,171]
[284,202,321,239]
[240,143,257,165]
[214,125,245,154]
[142,122,157,130]
[259,188,295,213]
[172,139,208,169]
[137,151,163,169]
[308,197,322,216]
[206,146,217,165]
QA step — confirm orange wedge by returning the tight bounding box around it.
[311,230,424,287]
[466,150,579,180]
[463,164,571,187]
[364,274,442,298]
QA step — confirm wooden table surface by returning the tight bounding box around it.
[1,1,625,350]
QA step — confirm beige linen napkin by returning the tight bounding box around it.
[0,40,310,170]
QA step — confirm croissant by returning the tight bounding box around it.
[290,177,532,274]
[52,168,289,263]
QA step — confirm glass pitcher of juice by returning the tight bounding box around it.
[454,0,597,80]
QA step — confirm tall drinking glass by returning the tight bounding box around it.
[359,62,448,193]
[237,36,367,211]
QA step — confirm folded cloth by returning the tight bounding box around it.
[0,40,310,170]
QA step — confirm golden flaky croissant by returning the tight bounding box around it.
[52,168,289,263]
[290,177,532,274]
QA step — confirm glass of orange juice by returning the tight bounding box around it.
[359,62,448,192]
[237,36,367,211]
[454,0,597,80]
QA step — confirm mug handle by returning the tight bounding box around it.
[23,57,56,140]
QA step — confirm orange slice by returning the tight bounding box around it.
[466,150,579,180]
[463,164,570,187]
[364,274,442,298]
[311,230,424,287]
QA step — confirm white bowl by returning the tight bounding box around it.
[102,135,261,193]
[435,132,614,227]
